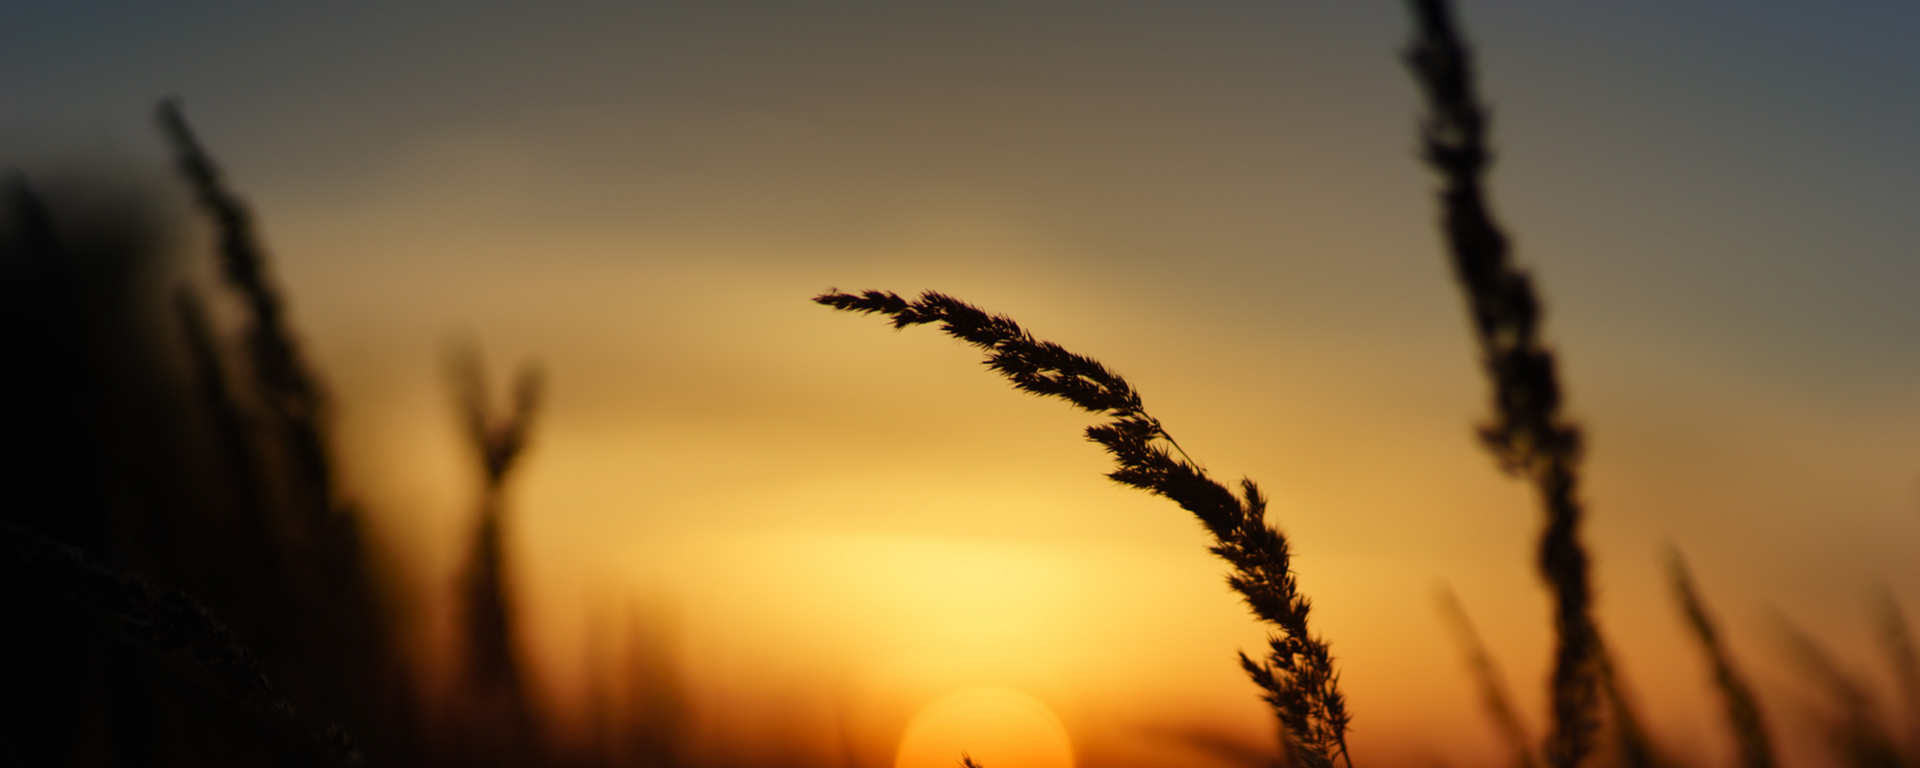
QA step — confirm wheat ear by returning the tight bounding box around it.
[817,289,1351,768]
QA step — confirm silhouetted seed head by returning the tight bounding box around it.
[1404,2,1606,765]
[818,289,1350,768]
[158,99,342,527]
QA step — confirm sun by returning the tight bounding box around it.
[894,688,1075,768]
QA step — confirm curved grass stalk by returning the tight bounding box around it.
[817,289,1351,768]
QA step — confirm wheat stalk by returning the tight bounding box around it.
[817,289,1351,768]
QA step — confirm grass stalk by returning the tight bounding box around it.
[175,288,271,528]
[1438,587,1538,768]
[156,99,400,765]
[1669,551,1776,768]
[817,289,1351,768]
[1875,590,1920,757]
[157,99,339,528]
[1592,637,1660,768]
[449,347,545,757]
[1402,2,1605,765]
[1780,618,1906,768]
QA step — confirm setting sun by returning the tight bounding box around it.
[895,688,1075,768]
[6,2,1920,767]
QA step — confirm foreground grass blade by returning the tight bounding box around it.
[818,289,1351,768]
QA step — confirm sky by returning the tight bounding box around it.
[5,2,1920,767]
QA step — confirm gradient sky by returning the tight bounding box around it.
[6,3,1920,767]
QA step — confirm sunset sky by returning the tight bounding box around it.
[5,3,1920,767]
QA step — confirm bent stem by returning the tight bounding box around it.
[818,289,1351,768]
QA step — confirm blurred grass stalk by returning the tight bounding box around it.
[1438,587,1538,768]
[1403,2,1610,765]
[1670,551,1777,768]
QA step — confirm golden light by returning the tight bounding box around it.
[894,688,1075,768]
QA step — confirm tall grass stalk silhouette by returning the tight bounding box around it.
[1779,619,1908,768]
[1591,638,1661,768]
[1439,588,1538,768]
[1404,3,1610,765]
[815,289,1351,768]
[1876,592,1920,757]
[1670,551,1777,768]
[160,99,342,528]
[157,100,398,758]
[448,347,545,763]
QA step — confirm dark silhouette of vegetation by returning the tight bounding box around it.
[1406,7,1920,768]
[815,289,1352,768]
[1439,588,1538,768]
[448,347,545,766]
[1592,637,1663,768]
[820,5,1915,768]
[1779,618,1910,768]
[0,104,402,766]
[0,517,362,766]
[1670,551,1777,768]
[1,2,1914,768]
[0,103,685,768]
[1878,591,1920,758]
[1403,3,1608,766]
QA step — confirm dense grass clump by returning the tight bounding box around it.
[0,104,682,768]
